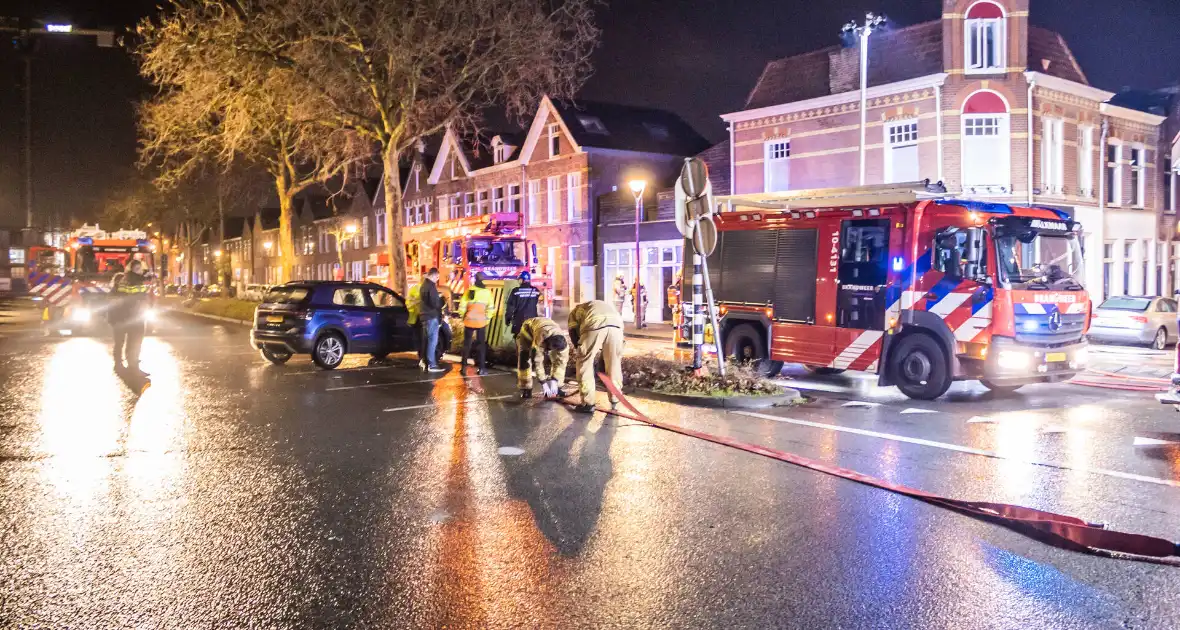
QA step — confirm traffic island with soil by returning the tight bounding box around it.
[619,354,801,409]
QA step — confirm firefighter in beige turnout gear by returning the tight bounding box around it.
[515,317,569,399]
[568,300,625,413]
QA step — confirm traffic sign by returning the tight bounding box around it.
[693,215,717,256]
[680,158,709,198]
[674,179,694,239]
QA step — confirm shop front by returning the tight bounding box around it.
[602,239,683,323]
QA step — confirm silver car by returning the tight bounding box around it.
[1088,296,1178,349]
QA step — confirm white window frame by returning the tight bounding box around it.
[375,212,386,246]
[1078,126,1094,198]
[477,189,489,214]
[763,139,791,193]
[884,120,919,184]
[1130,144,1146,208]
[451,194,463,220]
[528,179,542,225]
[1107,143,1123,207]
[361,216,370,248]
[508,183,522,214]
[464,193,475,217]
[964,6,1006,74]
[547,176,561,223]
[1040,117,1064,196]
[960,113,1011,191]
[567,172,583,221]
[491,187,504,213]
[548,124,561,158]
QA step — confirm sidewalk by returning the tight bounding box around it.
[623,322,675,342]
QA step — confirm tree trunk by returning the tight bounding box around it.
[276,176,295,283]
[382,148,407,294]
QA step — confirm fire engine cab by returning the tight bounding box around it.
[405,212,549,310]
[706,182,1090,400]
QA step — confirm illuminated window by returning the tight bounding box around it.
[885,121,919,183]
[965,1,1006,73]
[764,140,790,192]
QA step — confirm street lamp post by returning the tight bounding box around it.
[628,180,647,329]
[843,12,886,187]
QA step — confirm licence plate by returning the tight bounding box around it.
[266,315,284,323]
[1046,352,1067,362]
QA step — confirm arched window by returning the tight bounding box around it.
[965,1,1006,73]
[961,90,1011,193]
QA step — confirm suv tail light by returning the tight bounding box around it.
[294,309,312,320]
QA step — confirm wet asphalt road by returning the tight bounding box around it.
[1,309,1179,628]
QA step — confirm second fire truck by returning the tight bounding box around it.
[702,182,1090,400]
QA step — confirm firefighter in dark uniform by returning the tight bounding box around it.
[504,271,541,336]
[109,258,152,375]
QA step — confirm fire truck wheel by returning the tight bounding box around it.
[724,323,783,377]
[312,333,346,370]
[979,380,1023,394]
[259,347,292,365]
[889,333,951,400]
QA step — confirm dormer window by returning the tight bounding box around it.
[492,137,510,164]
[578,115,608,134]
[548,123,561,158]
[965,1,1006,74]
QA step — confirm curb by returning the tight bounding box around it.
[165,307,251,327]
[624,333,676,342]
[624,387,802,409]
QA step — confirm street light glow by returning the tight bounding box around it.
[628,179,646,196]
[263,242,273,251]
[345,223,358,235]
[46,24,73,33]
[214,250,223,257]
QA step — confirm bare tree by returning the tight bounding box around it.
[135,0,367,283]
[263,0,599,293]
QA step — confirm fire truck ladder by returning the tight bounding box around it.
[716,179,947,213]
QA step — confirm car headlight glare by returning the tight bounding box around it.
[996,349,1031,371]
[144,308,158,322]
[1073,347,1088,366]
[71,307,92,323]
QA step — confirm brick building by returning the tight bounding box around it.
[721,0,1176,300]
[397,96,707,312]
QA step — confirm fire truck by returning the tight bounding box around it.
[30,225,158,334]
[404,212,549,311]
[702,182,1090,400]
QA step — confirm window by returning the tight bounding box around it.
[508,184,522,214]
[368,287,404,308]
[1040,118,1064,195]
[1159,243,1167,295]
[567,172,583,220]
[464,193,475,217]
[965,2,1006,73]
[491,187,504,213]
[1124,241,1134,295]
[578,116,608,134]
[1106,144,1123,205]
[1165,155,1175,212]
[405,204,415,226]
[764,140,790,192]
[451,194,463,220]
[494,142,508,164]
[884,121,919,183]
[477,189,489,214]
[962,116,1010,190]
[1130,145,1146,207]
[548,123,561,158]
[413,165,421,192]
[9,248,25,264]
[437,196,449,223]
[376,212,386,246]
[528,180,541,224]
[1078,126,1094,198]
[417,204,426,225]
[423,201,432,224]
[331,287,366,306]
[547,176,561,223]
[1103,242,1113,298]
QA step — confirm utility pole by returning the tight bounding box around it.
[843,13,886,187]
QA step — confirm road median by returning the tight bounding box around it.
[163,296,255,326]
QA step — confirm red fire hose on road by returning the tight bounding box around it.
[579,374,1180,563]
[1071,369,1171,392]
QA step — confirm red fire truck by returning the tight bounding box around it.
[705,182,1091,399]
[404,212,549,310]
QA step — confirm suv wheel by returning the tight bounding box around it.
[313,333,346,370]
[260,347,292,365]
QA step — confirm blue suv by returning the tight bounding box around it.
[251,281,419,370]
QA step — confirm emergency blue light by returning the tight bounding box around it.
[136,239,150,247]
[892,257,904,272]
[77,237,93,245]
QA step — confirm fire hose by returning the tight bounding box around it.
[565,374,1179,562]
[1071,369,1171,392]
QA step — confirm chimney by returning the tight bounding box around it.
[829,47,861,94]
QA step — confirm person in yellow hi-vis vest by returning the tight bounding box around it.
[568,299,624,413]
[406,283,423,369]
[459,272,495,375]
[516,317,569,399]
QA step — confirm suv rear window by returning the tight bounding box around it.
[264,286,311,304]
[1098,297,1152,311]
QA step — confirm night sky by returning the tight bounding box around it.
[2,0,1178,227]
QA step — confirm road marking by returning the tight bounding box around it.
[328,371,511,391]
[967,416,995,424]
[734,411,1180,488]
[383,394,513,412]
[497,446,526,456]
[900,408,938,415]
[1134,436,1180,447]
[841,400,880,408]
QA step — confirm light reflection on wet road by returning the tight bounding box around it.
[0,312,1178,628]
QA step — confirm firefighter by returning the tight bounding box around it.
[612,273,628,314]
[515,317,569,399]
[505,271,541,336]
[459,272,495,375]
[406,282,423,369]
[109,258,151,375]
[631,283,649,328]
[568,299,624,413]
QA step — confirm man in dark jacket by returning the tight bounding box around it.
[419,267,447,372]
[504,271,541,335]
[109,258,152,374]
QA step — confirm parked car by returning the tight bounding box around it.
[1087,295,1177,350]
[241,284,271,302]
[251,281,425,369]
